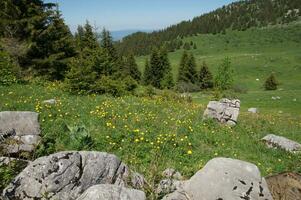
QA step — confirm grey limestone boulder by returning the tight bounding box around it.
[2,151,142,200]
[163,157,273,200]
[0,111,41,154]
[248,107,258,114]
[262,134,301,153]
[203,98,240,126]
[76,184,146,200]
[43,99,56,105]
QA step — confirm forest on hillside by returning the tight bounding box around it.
[116,0,301,56]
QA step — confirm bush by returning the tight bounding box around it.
[122,76,138,92]
[0,49,20,86]
[264,73,278,90]
[214,57,234,91]
[93,76,127,97]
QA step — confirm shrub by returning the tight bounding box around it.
[93,76,127,97]
[214,57,234,91]
[264,73,278,90]
[123,76,138,92]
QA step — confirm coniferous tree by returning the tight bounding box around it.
[199,61,213,89]
[178,51,189,83]
[186,53,198,84]
[143,59,152,85]
[177,52,197,84]
[264,73,278,90]
[27,9,76,80]
[123,54,141,81]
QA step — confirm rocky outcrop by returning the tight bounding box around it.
[76,184,146,200]
[0,111,41,154]
[262,134,301,153]
[203,99,240,126]
[2,151,142,200]
[163,157,273,200]
[266,172,301,200]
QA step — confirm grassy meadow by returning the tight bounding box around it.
[1,22,301,196]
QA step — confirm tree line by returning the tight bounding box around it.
[116,0,301,56]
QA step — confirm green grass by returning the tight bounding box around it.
[0,84,300,191]
[1,22,301,198]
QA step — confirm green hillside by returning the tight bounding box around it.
[136,22,301,116]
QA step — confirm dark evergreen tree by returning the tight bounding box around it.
[143,59,152,85]
[186,53,198,84]
[123,54,141,81]
[178,51,189,83]
[177,52,197,84]
[264,73,278,90]
[199,61,213,89]
[27,9,76,80]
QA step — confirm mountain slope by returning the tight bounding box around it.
[117,0,301,56]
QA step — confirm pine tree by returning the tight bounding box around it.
[149,49,161,88]
[143,59,152,85]
[65,54,97,94]
[27,8,76,80]
[123,54,141,81]
[178,51,189,83]
[199,61,213,89]
[177,52,197,84]
[81,21,99,51]
[186,53,198,84]
[264,73,278,90]
[214,57,234,90]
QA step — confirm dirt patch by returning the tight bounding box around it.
[266,172,301,200]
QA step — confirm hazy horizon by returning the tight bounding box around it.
[45,0,238,32]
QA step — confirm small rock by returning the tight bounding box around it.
[131,172,146,189]
[156,179,185,196]
[76,184,146,200]
[43,99,56,105]
[293,98,297,102]
[0,157,30,167]
[266,172,301,200]
[262,134,301,153]
[248,108,258,114]
[0,111,41,154]
[163,157,273,200]
[203,98,240,126]
[162,168,183,180]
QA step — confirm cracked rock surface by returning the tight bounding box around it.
[76,184,146,200]
[0,111,41,154]
[262,134,301,153]
[203,99,240,126]
[163,157,273,200]
[2,151,136,200]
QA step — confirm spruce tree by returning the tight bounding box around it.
[27,9,76,80]
[178,51,189,83]
[123,54,141,81]
[264,73,278,90]
[177,52,197,84]
[199,61,213,89]
[186,53,198,84]
[149,49,161,88]
[143,59,152,85]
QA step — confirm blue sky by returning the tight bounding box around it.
[46,0,237,32]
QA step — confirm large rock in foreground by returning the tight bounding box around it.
[203,99,240,126]
[76,184,146,200]
[0,111,41,154]
[262,134,301,153]
[163,157,273,200]
[266,172,301,200]
[3,151,140,200]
